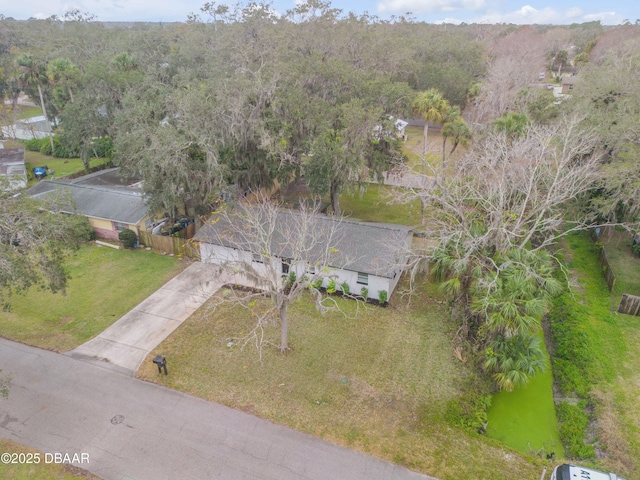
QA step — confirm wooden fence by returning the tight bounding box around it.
[138,223,199,259]
[598,247,616,293]
[618,294,640,316]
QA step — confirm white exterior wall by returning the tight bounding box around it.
[200,242,395,301]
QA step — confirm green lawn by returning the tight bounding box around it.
[0,105,43,125]
[25,150,110,184]
[0,244,184,352]
[339,184,422,225]
[554,233,638,476]
[599,228,640,301]
[138,281,546,480]
[0,438,98,480]
[401,125,467,176]
[486,331,564,458]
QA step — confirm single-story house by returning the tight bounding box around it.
[561,76,578,94]
[27,174,153,240]
[0,147,27,191]
[1,115,53,140]
[193,208,414,301]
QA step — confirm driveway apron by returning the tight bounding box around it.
[67,262,223,375]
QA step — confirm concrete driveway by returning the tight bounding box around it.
[67,262,223,375]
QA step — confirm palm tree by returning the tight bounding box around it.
[47,57,80,104]
[484,333,548,391]
[16,54,54,151]
[443,118,472,156]
[493,112,529,139]
[413,88,450,175]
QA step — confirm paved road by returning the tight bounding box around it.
[67,262,224,375]
[0,339,435,480]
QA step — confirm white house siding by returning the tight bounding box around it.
[200,243,395,301]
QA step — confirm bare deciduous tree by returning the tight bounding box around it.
[398,115,602,265]
[198,199,359,354]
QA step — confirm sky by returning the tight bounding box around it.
[0,0,636,25]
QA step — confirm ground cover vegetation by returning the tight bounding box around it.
[139,282,545,480]
[2,5,640,478]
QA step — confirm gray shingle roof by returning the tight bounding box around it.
[27,180,149,225]
[194,208,413,278]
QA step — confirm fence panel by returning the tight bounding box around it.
[138,230,200,259]
[618,294,640,316]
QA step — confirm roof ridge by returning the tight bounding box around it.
[47,180,142,197]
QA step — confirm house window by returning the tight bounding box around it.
[252,253,263,264]
[114,222,128,232]
[307,265,316,275]
[282,259,292,276]
[357,272,369,285]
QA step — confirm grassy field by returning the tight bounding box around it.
[486,331,564,458]
[0,105,43,125]
[339,184,422,225]
[556,233,639,477]
[402,125,443,175]
[138,280,547,479]
[0,438,98,480]
[25,150,110,184]
[0,244,183,352]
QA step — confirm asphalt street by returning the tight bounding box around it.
[0,338,436,480]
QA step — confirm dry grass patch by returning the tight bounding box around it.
[138,282,544,479]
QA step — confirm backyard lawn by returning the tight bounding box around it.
[0,438,98,480]
[0,244,184,352]
[339,183,422,225]
[25,150,110,184]
[138,280,547,480]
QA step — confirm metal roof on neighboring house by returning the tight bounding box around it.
[27,180,149,225]
[194,208,414,278]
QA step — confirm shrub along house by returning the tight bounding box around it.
[27,170,153,240]
[194,208,414,301]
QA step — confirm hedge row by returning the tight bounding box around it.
[24,136,112,159]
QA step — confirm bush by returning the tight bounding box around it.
[340,282,350,295]
[326,279,337,294]
[632,242,640,258]
[310,278,323,290]
[360,287,369,299]
[444,376,493,430]
[24,138,44,152]
[39,138,53,156]
[556,401,595,460]
[68,215,96,241]
[34,136,77,158]
[118,229,138,249]
[378,290,388,305]
[92,137,113,158]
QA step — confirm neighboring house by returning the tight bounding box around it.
[395,118,409,141]
[27,169,154,240]
[0,147,28,191]
[1,115,53,140]
[561,76,578,95]
[194,209,414,301]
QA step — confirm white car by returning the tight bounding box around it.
[550,464,624,480]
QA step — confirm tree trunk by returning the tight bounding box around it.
[421,123,429,175]
[442,137,447,178]
[279,301,289,352]
[81,145,90,171]
[68,87,74,103]
[330,183,341,215]
[37,84,55,152]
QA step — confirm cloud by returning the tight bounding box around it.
[377,0,487,14]
[449,4,622,25]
